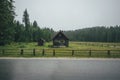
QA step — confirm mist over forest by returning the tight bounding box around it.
[0,0,120,46]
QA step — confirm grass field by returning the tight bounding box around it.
[0,42,120,58]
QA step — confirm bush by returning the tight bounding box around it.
[19,45,26,48]
[48,45,53,48]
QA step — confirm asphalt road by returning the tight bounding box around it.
[0,58,120,80]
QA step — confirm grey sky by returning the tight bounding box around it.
[15,0,120,31]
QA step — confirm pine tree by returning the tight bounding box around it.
[0,0,15,45]
[22,9,31,42]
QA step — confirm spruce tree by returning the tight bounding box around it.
[22,9,31,42]
[0,0,15,45]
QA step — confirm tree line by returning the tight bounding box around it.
[14,9,54,42]
[64,26,120,42]
[0,0,120,46]
[0,0,54,45]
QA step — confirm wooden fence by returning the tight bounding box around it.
[0,49,120,57]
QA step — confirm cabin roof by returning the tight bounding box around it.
[52,31,69,40]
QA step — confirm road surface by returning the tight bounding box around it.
[0,58,120,80]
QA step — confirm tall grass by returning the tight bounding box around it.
[0,41,120,57]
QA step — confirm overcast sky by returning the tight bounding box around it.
[15,0,120,31]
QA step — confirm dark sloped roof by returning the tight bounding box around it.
[52,31,69,40]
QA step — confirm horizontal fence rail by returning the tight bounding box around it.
[0,49,120,57]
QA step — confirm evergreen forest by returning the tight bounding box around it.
[0,0,120,46]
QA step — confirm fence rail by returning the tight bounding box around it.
[0,49,120,57]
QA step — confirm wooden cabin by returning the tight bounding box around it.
[38,38,45,46]
[52,31,69,47]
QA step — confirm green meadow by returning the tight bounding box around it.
[0,42,120,58]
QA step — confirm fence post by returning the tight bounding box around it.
[2,49,5,55]
[53,50,55,56]
[33,49,35,56]
[107,50,110,56]
[72,50,74,56]
[21,49,23,55]
[89,50,91,56]
[42,49,45,56]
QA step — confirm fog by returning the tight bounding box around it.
[15,0,120,31]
